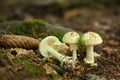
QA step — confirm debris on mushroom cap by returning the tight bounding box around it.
[56,43,69,55]
[83,32,103,45]
[62,32,80,44]
[48,39,69,54]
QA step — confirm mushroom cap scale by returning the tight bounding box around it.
[83,32,103,45]
[62,32,80,44]
[39,36,62,58]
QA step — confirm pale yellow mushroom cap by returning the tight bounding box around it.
[62,32,80,44]
[83,32,103,45]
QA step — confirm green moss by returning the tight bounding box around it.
[24,64,46,75]
[12,19,47,38]
[15,56,45,75]
[51,73,62,80]
[15,57,30,64]
[23,19,47,26]
[24,65,40,75]
[0,16,7,22]
[1,54,8,59]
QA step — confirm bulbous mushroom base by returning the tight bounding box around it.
[84,58,97,66]
[61,57,75,70]
[84,58,94,64]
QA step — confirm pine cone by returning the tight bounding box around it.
[0,35,40,49]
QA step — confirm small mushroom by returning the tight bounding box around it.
[83,32,103,65]
[39,36,75,70]
[62,32,80,61]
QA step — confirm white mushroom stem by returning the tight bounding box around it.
[84,45,94,63]
[47,46,75,70]
[69,44,77,61]
[47,46,64,62]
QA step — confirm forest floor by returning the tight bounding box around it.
[0,4,120,80]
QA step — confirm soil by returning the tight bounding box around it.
[0,3,120,80]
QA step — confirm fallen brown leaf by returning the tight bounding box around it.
[106,40,119,46]
[43,63,57,74]
[10,48,33,56]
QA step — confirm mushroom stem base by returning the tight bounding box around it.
[48,46,75,70]
[61,57,75,70]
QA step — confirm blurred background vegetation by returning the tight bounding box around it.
[0,0,120,20]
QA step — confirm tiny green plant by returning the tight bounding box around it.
[78,34,85,46]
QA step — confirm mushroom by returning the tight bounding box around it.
[83,32,103,64]
[39,36,75,70]
[62,32,80,61]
